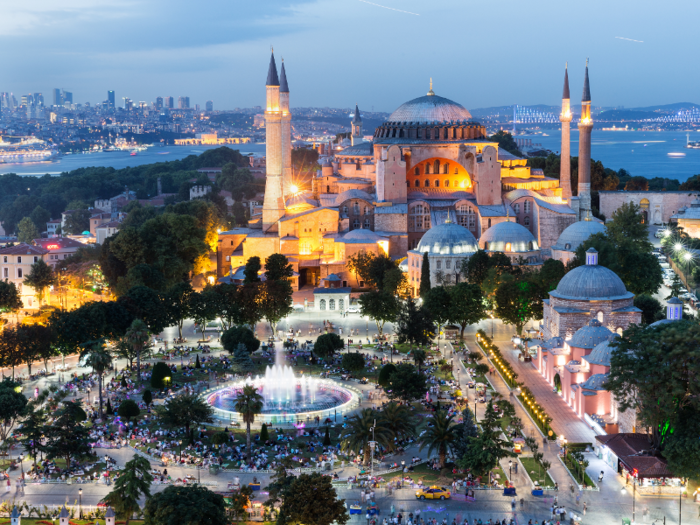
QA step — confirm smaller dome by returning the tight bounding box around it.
[581,373,608,391]
[342,229,382,243]
[335,189,373,205]
[479,220,538,252]
[415,221,478,255]
[552,220,606,252]
[568,319,613,349]
[553,264,630,300]
[583,335,618,367]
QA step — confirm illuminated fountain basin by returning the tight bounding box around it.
[206,365,360,425]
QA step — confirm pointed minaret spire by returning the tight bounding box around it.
[582,58,591,102]
[427,78,434,96]
[266,50,279,86]
[353,103,362,123]
[562,62,570,100]
[279,59,289,93]
[559,62,573,203]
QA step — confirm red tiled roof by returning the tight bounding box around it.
[0,243,48,255]
[596,433,673,478]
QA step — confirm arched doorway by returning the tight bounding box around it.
[639,198,650,223]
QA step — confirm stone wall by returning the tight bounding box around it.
[537,206,577,251]
[599,191,700,225]
[375,212,407,234]
[543,296,641,339]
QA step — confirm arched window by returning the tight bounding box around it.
[326,185,330,193]
[414,167,420,176]
[435,180,440,187]
[514,203,520,214]
[320,299,326,310]
[597,311,604,323]
[524,216,530,226]
[616,327,623,335]
[456,204,476,231]
[329,299,335,310]
[364,206,371,215]
[488,219,492,228]
[343,206,348,215]
[353,203,360,214]
[356,161,361,170]
[352,219,360,229]
[424,180,430,187]
[399,129,405,138]
[445,180,449,187]
[505,243,512,252]
[364,218,371,229]
[425,163,431,175]
[434,160,440,174]
[524,201,530,213]
[409,204,430,232]
[415,180,420,187]
[454,168,459,175]
[339,299,345,311]
[443,163,449,174]
[436,260,442,270]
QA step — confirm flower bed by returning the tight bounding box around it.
[475,330,518,389]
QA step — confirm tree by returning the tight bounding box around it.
[44,401,92,469]
[387,363,427,403]
[488,130,522,156]
[452,407,478,461]
[164,282,194,340]
[367,254,398,290]
[278,473,349,525]
[155,393,214,441]
[29,205,51,232]
[142,389,153,407]
[0,327,23,379]
[118,399,140,422]
[24,259,56,306]
[0,378,28,444]
[536,259,567,293]
[120,286,171,334]
[258,280,293,335]
[358,290,399,337]
[243,256,262,284]
[126,319,150,383]
[346,251,375,287]
[396,298,434,346]
[447,283,487,338]
[64,209,92,235]
[260,423,269,442]
[607,321,700,451]
[0,280,23,314]
[379,402,416,448]
[419,252,431,297]
[79,339,112,418]
[412,348,427,372]
[383,267,410,297]
[495,278,543,335]
[103,456,153,525]
[188,287,220,340]
[144,485,226,525]
[377,363,396,387]
[341,353,365,372]
[264,253,294,282]
[234,385,263,460]
[232,343,257,372]
[457,403,515,476]
[423,286,452,338]
[17,217,39,243]
[221,326,260,354]
[16,323,54,376]
[340,408,391,464]
[462,250,491,287]
[419,410,458,468]
[195,354,201,368]
[232,201,247,226]
[634,294,664,325]
[624,176,649,191]
[314,333,345,360]
[667,272,683,299]
[606,201,651,251]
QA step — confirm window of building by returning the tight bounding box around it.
[435,180,440,187]
[516,217,520,224]
[17,257,21,263]
[424,180,429,187]
[597,311,604,323]
[443,163,449,174]
[409,204,430,232]
[524,201,530,213]
[446,260,451,269]
[364,219,370,229]
[505,243,512,252]
[352,219,360,229]
[414,167,420,176]
[434,160,440,174]
[415,180,420,187]
[454,168,459,175]
[436,260,442,269]
[320,299,326,310]
[17,268,22,279]
[457,205,477,231]
[524,216,530,226]
[33,256,38,263]
[2,269,7,278]
[364,206,371,215]
[353,203,360,214]
[2,256,5,263]
[226,256,230,261]
[514,203,520,214]
[445,180,449,187]
[343,206,348,214]
[488,219,491,228]
[329,299,335,310]
[339,299,345,310]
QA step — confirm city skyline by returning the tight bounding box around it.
[2,0,699,111]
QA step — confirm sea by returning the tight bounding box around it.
[1,130,699,182]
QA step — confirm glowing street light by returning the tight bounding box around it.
[674,243,683,251]
[290,184,300,195]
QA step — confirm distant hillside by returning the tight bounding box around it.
[628,102,700,113]
[598,109,657,121]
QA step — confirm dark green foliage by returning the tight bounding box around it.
[260,423,269,442]
[341,353,365,372]
[495,278,544,335]
[24,259,56,306]
[195,354,201,368]
[452,407,478,461]
[323,426,331,446]
[396,298,434,346]
[535,259,567,292]
[117,399,140,422]
[232,343,257,372]
[0,280,23,313]
[377,363,396,387]
[0,378,28,443]
[221,325,260,354]
[634,294,664,325]
[151,362,173,390]
[44,401,92,469]
[387,363,427,403]
[121,377,128,388]
[457,403,516,476]
[448,282,487,338]
[488,130,522,156]
[418,410,458,468]
[419,252,431,297]
[314,333,345,359]
[680,174,700,191]
[144,484,227,525]
[423,286,452,333]
[264,253,294,281]
[103,455,153,525]
[106,398,114,416]
[142,389,153,407]
[358,290,400,337]
[244,256,262,284]
[154,393,214,436]
[277,473,349,525]
[367,254,398,290]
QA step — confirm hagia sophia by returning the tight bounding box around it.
[218,51,605,296]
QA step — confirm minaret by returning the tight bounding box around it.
[351,103,363,146]
[279,59,293,197]
[577,59,593,218]
[559,64,573,202]
[262,50,285,232]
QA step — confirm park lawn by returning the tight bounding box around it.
[381,463,444,484]
[563,455,597,488]
[519,456,555,488]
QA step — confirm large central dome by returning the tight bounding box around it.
[388,94,472,124]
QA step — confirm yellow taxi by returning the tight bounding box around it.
[415,486,451,500]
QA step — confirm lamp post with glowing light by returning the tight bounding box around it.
[683,252,692,278]
[79,488,83,518]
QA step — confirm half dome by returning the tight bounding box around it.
[568,319,613,350]
[388,94,472,124]
[479,221,538,253]
[416,222,478,255]
[552,220,606,252]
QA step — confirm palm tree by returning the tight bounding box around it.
[234,385,263,460]
[155,393,214,441]
[80,339,112,419]
[419,410,458,468]
[379,402,416,449]
[340,408,391,465]
[126,319,149,383]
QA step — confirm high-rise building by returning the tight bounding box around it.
[178,96,190,109]
[205,100,213,111]
[62,90,73,104]
[165,96,174,109]
[195,104,200,112]
[53,88,62,106]
[34,93,44,107]
[123,97,132,110]
[156,97,163,110]
[108,90,115,109]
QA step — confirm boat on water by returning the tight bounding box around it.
[0,136,59,163]
[601,124,633,131]
[686,134,700,149]
[130,151,137,156]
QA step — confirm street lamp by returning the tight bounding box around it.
[508,460,513,480]
[179,439,183,462]
[79,488,83,519]
[369,420,376,481]
[19,453,24,480]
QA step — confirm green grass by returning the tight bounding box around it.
[381,463,443,484]
[520,457,555,487]
[563,454,597,488]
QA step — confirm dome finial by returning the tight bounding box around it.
[427,78,434,96]
[585,209,592,222]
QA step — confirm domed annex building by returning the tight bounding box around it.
[216,53,602,294]
[407,220,478,293]
[550,215,606,264]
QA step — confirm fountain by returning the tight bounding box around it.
[206,364,359,425]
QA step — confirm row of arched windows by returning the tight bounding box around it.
[412,179,466,188]
[414,161,460,176]
[319,298,345,310]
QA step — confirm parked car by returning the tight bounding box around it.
[416,486,451,500]
[347,305,360,313]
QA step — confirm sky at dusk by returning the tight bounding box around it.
[3,0,698,112]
